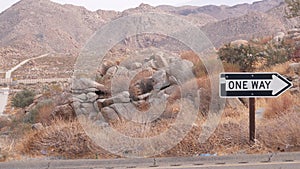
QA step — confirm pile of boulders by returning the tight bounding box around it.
[71,50,200,124]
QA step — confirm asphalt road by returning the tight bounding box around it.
[0,88,9,115]
[0,152,299,169]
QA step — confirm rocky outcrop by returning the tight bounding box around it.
[72,50,200,124]
[51,103,76,120]
[287,28,300,41]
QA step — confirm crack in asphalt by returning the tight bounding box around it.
[268,153,275,162]
[46,162,51,169]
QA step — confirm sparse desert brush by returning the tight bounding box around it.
[23,100,54,125]
[263,92,296,119]
[206,120,250,154]
[262,61,291,74]
[12,89,35,108]
[161,108,264,156]
[34,100,55,125]
[180,51,202,66]
[49,84,63,93]
[196,107,269,155]
[18,119,113,159]
[222,62,241,72]
[180,51,207,78]
[258,111,300,152]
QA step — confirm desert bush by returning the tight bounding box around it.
[219,38,296,71]
[222,62,241,72]
[263,93,296,119]
[285,0,300,18]
[258,111,300,152]
[0,117,10,130]
[19,119,114,159]
[23,100,54,124]
[264,40,294,67]
[12,89,35,108]
[181,51,207,78]
[218,43,260,71]
[23,109,38,124]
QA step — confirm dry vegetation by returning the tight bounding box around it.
[1,52,299,162]
[18,119,116,159]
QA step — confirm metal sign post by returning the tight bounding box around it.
[249,98,255,143]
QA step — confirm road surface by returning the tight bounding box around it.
[5,53,49,79]
[0,88,9,115]
[0,152,299,169]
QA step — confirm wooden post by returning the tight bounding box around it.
[249,98,256,143]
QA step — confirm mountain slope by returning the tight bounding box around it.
[267,2,300,29]
[202,12,286,47]
[159,0,284,20]
[0,0,296,73]
[0,0,119,70]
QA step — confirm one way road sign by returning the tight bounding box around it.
[220,73,293,98]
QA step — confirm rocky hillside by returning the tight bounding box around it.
[158,0,284,20]
[0,0,298,74]
[267,2,300,29]
[202,12,286,47]
[0,0,119,71]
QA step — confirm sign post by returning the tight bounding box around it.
[249,98,255,143]
[220,72,293,142]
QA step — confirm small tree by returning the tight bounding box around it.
[285,0,300,18]
[218,43,260,71]
[264,40,295,66]
[12,89,35,108]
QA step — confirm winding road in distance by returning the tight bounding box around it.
[0,53,49,115]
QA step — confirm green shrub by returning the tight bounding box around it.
[23,109,38,124]
[12,89,35,108]
[218,43,260,71]
[285,0,300,18]
[218,38,295,71]
[264,40,295,67]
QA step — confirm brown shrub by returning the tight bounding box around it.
[180,51,207,78]
[258,111,300,152]
[263,93,296,119]
[36,101,55,125]
[18,119,115,159]
[223,62,241,72]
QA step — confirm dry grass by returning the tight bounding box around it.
[258,111,300,152]
[18,119,115,159]
[263,93,297,119]
[5,59,300,160]
[35,101,55,125]
[180,51,201,65]
[261,61,291,74]
[222,62,241,72]
[180,51,207,78]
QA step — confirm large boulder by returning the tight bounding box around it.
[72,78,108,94]
[152,69,170,90]
[52,104,76,120]
[230,40,249,47]
[101,107,120,122]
